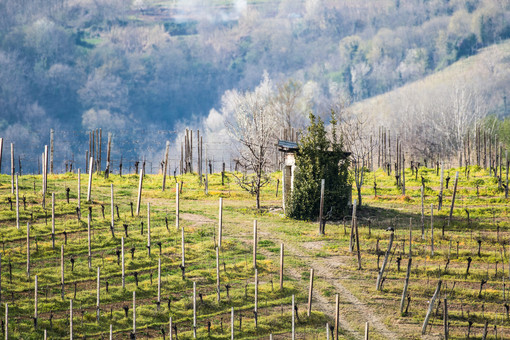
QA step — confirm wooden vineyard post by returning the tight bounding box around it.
[34,275,38,328]
[319,178,325,235]
[52,193,55,249]
[193,281,197,338]
[307,268,314,317]
[157,258,161,310]
[133,291,136,337]
[218,198,223,249]
[147,203,151,256]
[448,171,459,227]
[44,145,48,200]
[421,280,441,334]
[15,175,19,230]
[169,317,172,340]
[231,307,234,340]
[121,236,125,289]
[365,322,369,340]
[26,222,30,279]
[334,294,339,340]
[254,269,258,328]
[280,243,284,290]
[376,230,394,290]
[87,157,93,202]
[0,138,2,174]
[96,267,100,322]
[77,169,81,212]
[61,244,65,300]
[0,254,2,307]
[292,294,295,340]
[10,143,14,194]
[181,227,185,279]
[136,168,143,216]
[444,298,448,340]
[355,210,362,270]
[506,150,509,199]
[438,163,444,210]
[176,183,179,230]
[162,141,170,191]
[400,257,412,314]
[50,129,54,174]
[349,201,357,252]
[4,303,7,340]
[109,324,112,340]
[106,133,112,177]
[88,213,92,269]
[409,217,412,256]
[430,203,434,256]
[253,220,257,269]
[216,247,220,303]
[70,299,73,340]
[110,184,115,237]
[421,186,425,239]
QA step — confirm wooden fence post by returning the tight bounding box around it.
[87,157,93,202]
[26,222,30,279]
[88,213,92,269]
[421,280,442,334]
[334,294,339,340]
[430,203,434,256]
[448,171,459,226]
[163,141,170,191]
[216,247,220,303]
[96,267,100,322]
[193,281,197,338]
[218,198,223,249]
[122,236,125,289]
[77,169,81,212]
[176,183,179,230]
[133,291,136,337]
[253,220,257,269]
[280,243,284,290]
[319,179,325,235]
[136,168,143,216]
[376,230,394,290]
[292,294,295,340]
[15,175,19,230]
[34,275,38,328]
[147,202,151,256]
[307,268,314,317]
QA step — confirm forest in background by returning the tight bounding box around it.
[1,0,510,170]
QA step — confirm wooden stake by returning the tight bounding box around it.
[421,280,442,334]
[443,298,448,340]
[77,169,81,212]
[376,231,394,290]
[349,201,357,252]
[109,324,112,340]
[70,299,73,340]
[218,198,223,249]
[26,222,30,279]
[438,163,444,210]
[15,175,19,230]
[10,143,14,194]
[110,184,114,233]
[254,269,258,316]
[88,213,91,269]
[216,247,220,303]
[448,171,459,226]
[121,237,125,289]
[50,129,54,174]
[400,258,412,314]
[163,141,170,191]
[169,317,172,340]
[96,267,100,322]
[193,281,197,338]
[253,220,257,269]
[307,268,314,317]
[4,303,7,340]
[133,291,136,336]
[157,257,161,308]
[61,244,64,300]
[34,275,38,327]
[87,157,93,202]
[52,193,55,249]
[136,169,143,216]
[231,307,234,340]
[181,227,185,279]
[292,294,295,340]
[365,322,369,340]
[176,183,179,229]
[147,202,151,256]
[319,179,325,235]
[280,243,284,290]
[431,203,434,256]
[334,294,339,340]
[421,185,425,239]
[0,138,3,174]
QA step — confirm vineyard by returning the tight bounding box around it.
[0,162,509,339]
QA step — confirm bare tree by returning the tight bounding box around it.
[225,73,277,209]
